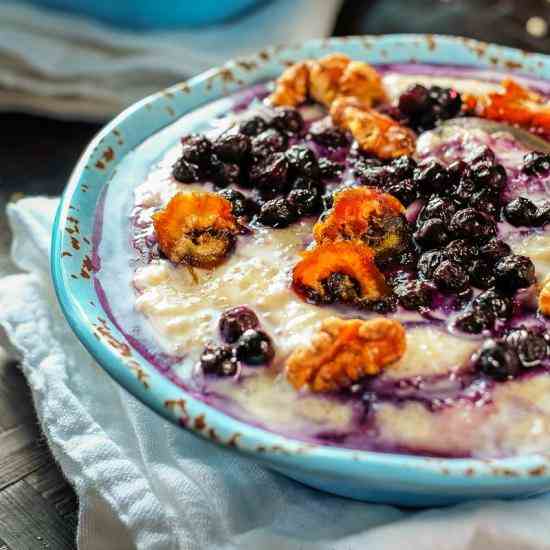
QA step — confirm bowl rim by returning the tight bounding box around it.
[51,34,550,486]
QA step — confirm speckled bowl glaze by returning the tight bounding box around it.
[51,35,550,506]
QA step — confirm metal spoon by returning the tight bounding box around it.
[438,117,550,153]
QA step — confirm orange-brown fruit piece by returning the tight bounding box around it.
[330,96,416,158]
[286,316,406,392]
[539,275,550,317]
[153,191,239,269]
[476,79,550,137]
[314,187,408,259]
[292,240,389,304]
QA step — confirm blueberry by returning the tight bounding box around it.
[472,288,513,321]
[417,249,447,279]
[354,163,394,187]
[200,344,238,376]
[211,161,240,188]
[239,115,268,137]
[323,272,362,304]
[172,158,199,183]
[390,155,418,178]
[418,196,457,225]
[393,279,433,310]
[454,308,492,334]
[218,189,258,219]
[180,135,213,167]
[453,176,478,206]
[386,178,417,206]
[522,151,550,176]
[271,107,304,135]
[318,158,343,180]
[505,327,548,368]
[479,239,511,264]
[444,239,478,267]
[249,153,289,195]
[285,145,320,181]
[465,145,496,167]
[257,198,298,228]
[287,188,321,216]
[503,197,539,227]
[535,201,550,227]
[469,189,501,218]
[251,129,288,157]
[414,218,449,249]
[469,259,496,289]
[398,84,430,115]
[398,85,461,131]
[235,329,275,365]
[432,260,469,293]
[310,125,348,148]
[494,254,536,294]
[474,339,521,381]
[447,159,469,181]
[366,296,399,314]
[413,161,449,196]
[213,133,251,164]
[449,208,496,241]
[219,306,260,343]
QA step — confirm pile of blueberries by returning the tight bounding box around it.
[199,306,275,376]
[354,145,538,333]
[172,106,346,228]
[475,325,549,381]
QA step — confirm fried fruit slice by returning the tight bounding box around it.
[153,192,238,269]
[286,316,406,392]
[476,79,550,136]
[314,187,407,258]
[539,275,550,317]
[292,240,389,304]
[330,97,416,158]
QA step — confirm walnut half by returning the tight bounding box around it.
[286,317,406,393]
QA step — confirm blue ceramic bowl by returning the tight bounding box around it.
[26,0,265,29]
[52,35,550,507]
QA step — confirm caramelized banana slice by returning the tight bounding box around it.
[292,240,389,305]
[269,53,386,109]
[286,316,406,392]
[314,187,408,259]
[153,192,239,269]
[330,97,416,158]
[539,275,550,317]
[472,79,550,136]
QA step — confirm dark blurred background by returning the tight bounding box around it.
[2,0,550,200]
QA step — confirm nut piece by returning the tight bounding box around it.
[153,191,239,269]
[539,275,550,316]
[338,60,387,107]
[313,187,407,258]
[286,316,406,392]
[292,240,389,305]
[269,53,387,109]
[269,61,310,108]
[308,53,351,107]
[330,97,416,158]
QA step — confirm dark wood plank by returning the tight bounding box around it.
[0,360,35,431]
[0,479,76,550]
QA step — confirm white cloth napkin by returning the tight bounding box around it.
[0,0,342,121]
[3,199,550,550]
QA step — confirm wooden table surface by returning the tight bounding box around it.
[1,1,549,547]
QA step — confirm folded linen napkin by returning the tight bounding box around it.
[2,198,550,549]
[0,0,342,121]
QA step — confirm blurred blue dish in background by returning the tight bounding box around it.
[25,0,267,29]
